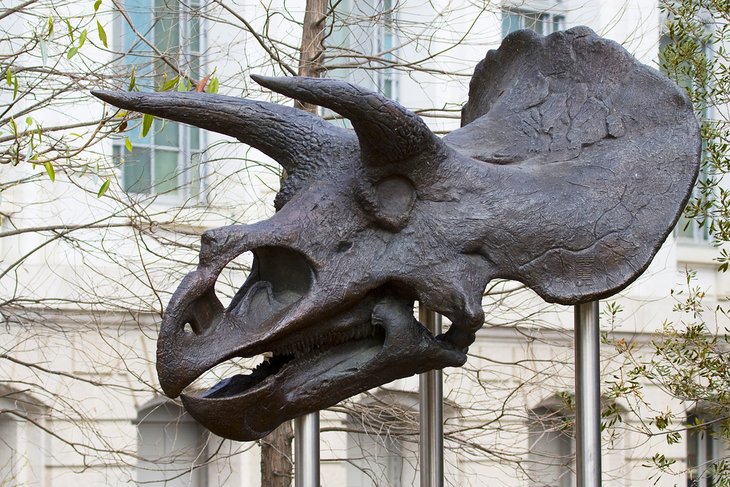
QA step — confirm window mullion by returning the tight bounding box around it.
[150,129,156,194]
[180,124,185,198]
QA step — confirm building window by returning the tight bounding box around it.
[377,0,398,99]
[0,407,19,487]
[687,412,727,487]
[502,7,565,38]
[115,0,205,199]
[0,388,46,487]
[659,33,712,244]
[674,163,711,243]
[135,399,209,487]
[348,433,408,487]
[346,391,419,487]
[527,405,574,487]
[326,0,400,101]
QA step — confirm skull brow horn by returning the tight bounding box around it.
[91,90,351,175]
[251,75,441,164]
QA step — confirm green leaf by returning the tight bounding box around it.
[48,17,54,37]
[44,162,55,182]
[66,19,74,41]
[12,76,18,99]
[97,21,107,48]
[25,116,32,125]
[5,68,11,86]
[67,46,78,59]
[158,75,180,92]
[207,76,219,94]
[78,29,87,49]
[9,117,17,136]
[93,0,102,11]
[128,67,136,91]
[124,137,133,152]
[97,179,110,198]
[141,113,153,137]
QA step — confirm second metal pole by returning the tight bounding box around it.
[419,304,443,487]
[294,412,320,487]
[574,301,602,487]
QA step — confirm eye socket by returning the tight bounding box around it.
[371,175,416,231]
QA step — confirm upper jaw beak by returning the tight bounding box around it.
[156,265,296,398]
[156,222,317,398]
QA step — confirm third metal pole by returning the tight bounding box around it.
[294,412,320,487]
[575,301,602,487]
[419,304,443,487]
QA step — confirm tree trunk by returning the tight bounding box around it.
[260,420,294,487]
[260,1,329,485]
[295,0,328,112]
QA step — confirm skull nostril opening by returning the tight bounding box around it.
[214,247,314,316]
[214,251,255,310]
[183,287,224,335]
[253,247,314,304]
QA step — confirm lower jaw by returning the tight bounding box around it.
[180,336,386,441]
[198,332,384,400]
[180,335,463,441]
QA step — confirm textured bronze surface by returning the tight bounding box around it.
[93,27,700,441]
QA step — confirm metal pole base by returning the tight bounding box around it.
[575,302,602,487]
[294,412,320,487]
[419,304,443,487]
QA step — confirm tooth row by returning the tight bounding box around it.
[271,322,378,358]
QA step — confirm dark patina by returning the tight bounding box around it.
[93,27,700,441]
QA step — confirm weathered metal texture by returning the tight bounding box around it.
[92,27,700,441]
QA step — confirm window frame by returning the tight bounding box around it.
[659,32,714,245]
[325,0,401,103]
[134,399,209,487]
[112,0,208,203]
[686,412,727,487]
[501,6,566,39]
[0,388,47,487]
[345,390,421,487]
[526,404,575,487]
[376,0,399,100]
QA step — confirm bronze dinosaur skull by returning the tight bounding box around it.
[93,27,700,441]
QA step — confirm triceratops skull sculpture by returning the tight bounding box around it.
[94,27,700,441]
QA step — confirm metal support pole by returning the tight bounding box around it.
[294,412,320,487]
[419,304,443,487]
[574,301,602,487]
